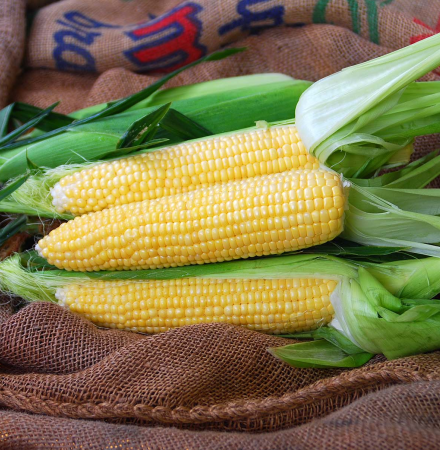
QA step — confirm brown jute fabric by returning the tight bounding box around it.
[1,381,440,449]
[2,0,440,447]
[0,1,25,108]
[22,0,440,73]
[1,301,440,433]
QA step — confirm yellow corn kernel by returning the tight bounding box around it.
[51,125,319,214]
[57,278,337,334]
[37,168,346,272]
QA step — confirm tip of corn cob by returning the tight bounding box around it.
[35,242,43,258]
[54,288,67,306]
[50,182,70,213]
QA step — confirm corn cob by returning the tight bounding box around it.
[4,253,440,368]
[50,124,317,215]
[37,168,346,271]
[57,277,337,333]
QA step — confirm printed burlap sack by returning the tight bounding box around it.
[23,0,440,73]
[2,0,440,447]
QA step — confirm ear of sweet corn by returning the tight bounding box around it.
[36,168,347,271]
[3,252,440,364]
[0,253,357,335]
[50,124,317,215]
[56,277,337,334]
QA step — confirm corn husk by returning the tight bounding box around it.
[296,33,440,177]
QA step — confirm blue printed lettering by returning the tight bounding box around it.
[219,0,284,36]
[52,11,120,72]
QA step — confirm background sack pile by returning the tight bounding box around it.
[2,0,440,448]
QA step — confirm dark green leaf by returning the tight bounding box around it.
[117,104,171,149]
[12,102,73,131]
[26,150,41,171]
[11,118,22,130]
[104,138,169,158]
[0,102,60,148]
[0,173,30,202]
[160,108,211,140]
[2,48,245,151]
[0,215,27,247]
[0,104,14,138]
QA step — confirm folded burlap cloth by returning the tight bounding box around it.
[1,1,440,448]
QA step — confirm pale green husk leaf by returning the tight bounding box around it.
[271,256,440,367]
[296,33,440,177]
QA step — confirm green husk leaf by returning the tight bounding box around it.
[377,304,440,322]
[0,104,14,138]
[26,151,41,171]
[296,33,440,177]
[159,108,211,140]
[269,339,373,368]
[282,326,368,355]
[0,102,60,148]
[12,102,73,131]
[349,187,440,216]
[342,184,440,257]
[331,268,440,360]
[0,78,307,182]
[0,173,30,202]
[117,103,171,149]
[0,215,27,247]
[365,257,440,299]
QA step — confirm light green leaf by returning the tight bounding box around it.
[296,33,440,176]
[269,339,373,368]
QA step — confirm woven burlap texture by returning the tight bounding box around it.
[2,0,440,447]
[1,301,440,433]
[1,381,440,449]
[23,0,440,73]
[0,1,25,108]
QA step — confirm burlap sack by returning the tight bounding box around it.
[1,302,440,433]
[2,381,440,449]
[24,0,440,73]
[2,0,440,447]
[0,1,25,109]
